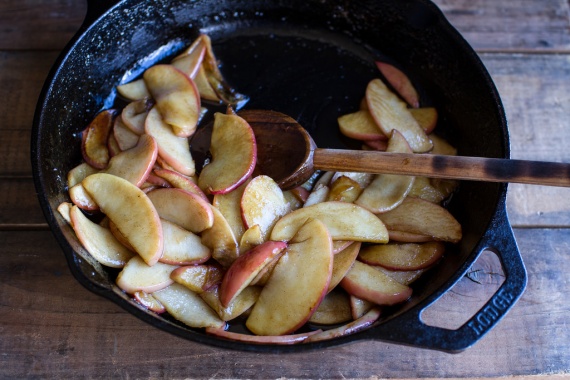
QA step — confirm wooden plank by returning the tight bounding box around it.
[0,0,86,50]
[0,228,567,378]
[0,179,46,225]
[0,0,569,52]
[0,130,32,175]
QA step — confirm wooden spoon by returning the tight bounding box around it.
[193,109,570,190]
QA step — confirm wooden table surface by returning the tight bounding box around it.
[2,0,570,378]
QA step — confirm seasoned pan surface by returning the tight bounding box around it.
[32,0,526,352]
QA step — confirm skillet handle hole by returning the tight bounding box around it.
[419,249,505,330]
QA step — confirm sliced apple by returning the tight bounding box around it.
[246,218,333,336]
[340,261,412,305]
[69,205,134,268]
[67,162,99,188]
[430,133,458,156]
[327,175,362,203]
[338,110,387,141]
[81,109,116,169]
[198,112,257,194]
[355,130,415,213]
[200,284,261,321]
[330,172,374,189]
[205,327,320,345]
[121,98,153,135]
[194,64,220,102]
[82,173,163,265]
[153,168,208,202]
[359,241,445,271]
[143,64,201,138]
[170,264,224,293]
[363,139,388,151]
[270,201,389,244]
[107,133,121,157]
[171,37,206,79]
[328,242,361,293]
[241,175,289,239]
[303,184,329,207]
[102,134,157,187]
[366,78,432,153]
[145,107,196,176]
[201,205,240,268]
[388,230,434,243]
[350,295,375,320]
[378,197,462,243]
[159,218,211,265]
[133,291,166,313]
[304,307,381,343]
[116,256,177,294]
[113,115,140,151]
[146,187,213,233]
[117,79,151,101]
[374,265,426,286]
[219,240,287,307]
[213,180,248,242]
[57,202,73,224]
[152,283,225,329]
[410,107,438,134]
[375,61,419,108]
[308,289,352,325]
[408,176,447,203]
[239,224,264,254]
[69,183,98,211]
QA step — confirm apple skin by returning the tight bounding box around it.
[205,327,321,345]
[103,134,158,187]
[133,291,166,313]
[338,110,387,141]
[375,61,419,108]
[219,240,287,307]
[359,241,445,271]
[304,307,381,343]
[116,256,177,294]
[121,98,153,135]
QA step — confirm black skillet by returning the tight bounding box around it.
[31,0,527,352]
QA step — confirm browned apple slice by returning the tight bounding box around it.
[107,132,121,157]
[239,224,264,254]
[143,64,201,137]
[198,112,256,194]
[159,219,211,265]
[374,266,426,286]
[170,264,224,293]
[430,133,458,156]
[117,79,150,101]
[67,162,99,188]
[219,240,287,307]
[304,307,381,343]
[407,177,447,204]
[133,291,166,313]
[270,201,389,244]
[340,261,412,306]
[338,110,387,141]
[359,241,445,271]
[102,134,157,187]
[349,295,374,319]
[303,185,329,207]
[388,230,434,243]
[366,78,432,153]
[330,172,374,189]
[113,115,140,151]
[121,98,153,135]
[289,186,310,203]
[326,175,362,203]
[69,183,98,211]
[200,284,261,321]
[410,107,438,134]
[332,240,353,255]
[145,107,196,176]
[82,173,163,266]
[378,197,462,243]
[205,327,320,344]
[283,190,303,212]
[328,242,361,293]
[363,139,388,151]
[81,109,116,169]
[171,37,206,79]
[116,256,177,294]
[194,64,220,102]
[69,205,134,268]
[201,205,240,268]
[57,202,73,224]
[308,289,352,325]
[152,283,225,329]
[146,187,213,233]
[241,175,289,238]
[213,180,248,242]
[246,218,333,336]
[153,168,208,202]
[355,130,415,213]
[375,61,419,108]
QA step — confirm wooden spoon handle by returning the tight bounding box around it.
[314,148,570,187]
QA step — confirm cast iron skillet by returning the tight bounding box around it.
[32,0,527,352]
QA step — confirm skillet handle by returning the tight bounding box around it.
[83,0,122,27]
[368,204,527,352]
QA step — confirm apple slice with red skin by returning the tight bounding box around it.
[170,264,224,293]
[200,284,261,321]
[198,112,257,195]
[303,185,329,207]
[121,98,153,135]
[378,197,462,243]
[81,109,116,169]
[133,291,166,313]
[82,173,163,266]
[340,261,412,306]
[363,139,388,151]
[153,168,208,202]
[213,180,249,242]
[326,175,362,203]
[375,61,419,108]
[152,283,226,329]
[332,240,353,255]
[145,107,196,176]
[304,307,381,343]
[159,218,211,265]
[69,183,98,211]
[219,240,287,307]
[67,162,98,188]
[116,256,177,294]
[69,205,134,268]
[102,134,158,187]
[117,79,151,101]
[355,130,415,213]
[410,107,438,134]
[366,78,432,153]
[289,186,310,203]
[374,266,426,286]
[143,64,201,138]
[146,187,213,233]
[328,242,361,293]
[349,295,374,319]
[270,201,389,244]
[338,110,387,141]
[171,38,206,79]
[246,218,333,336]
[388,230,434,243]
[308,289,352,325]
[359,241,445,271]
[57,202,72,224]
[241,175,289,239]
[330,172,374,189]
[201,205,240,268]
[239,224,264,254]
[113,115,140,151]
[205,327,321,345]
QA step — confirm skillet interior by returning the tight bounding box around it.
[32,0,511,350]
